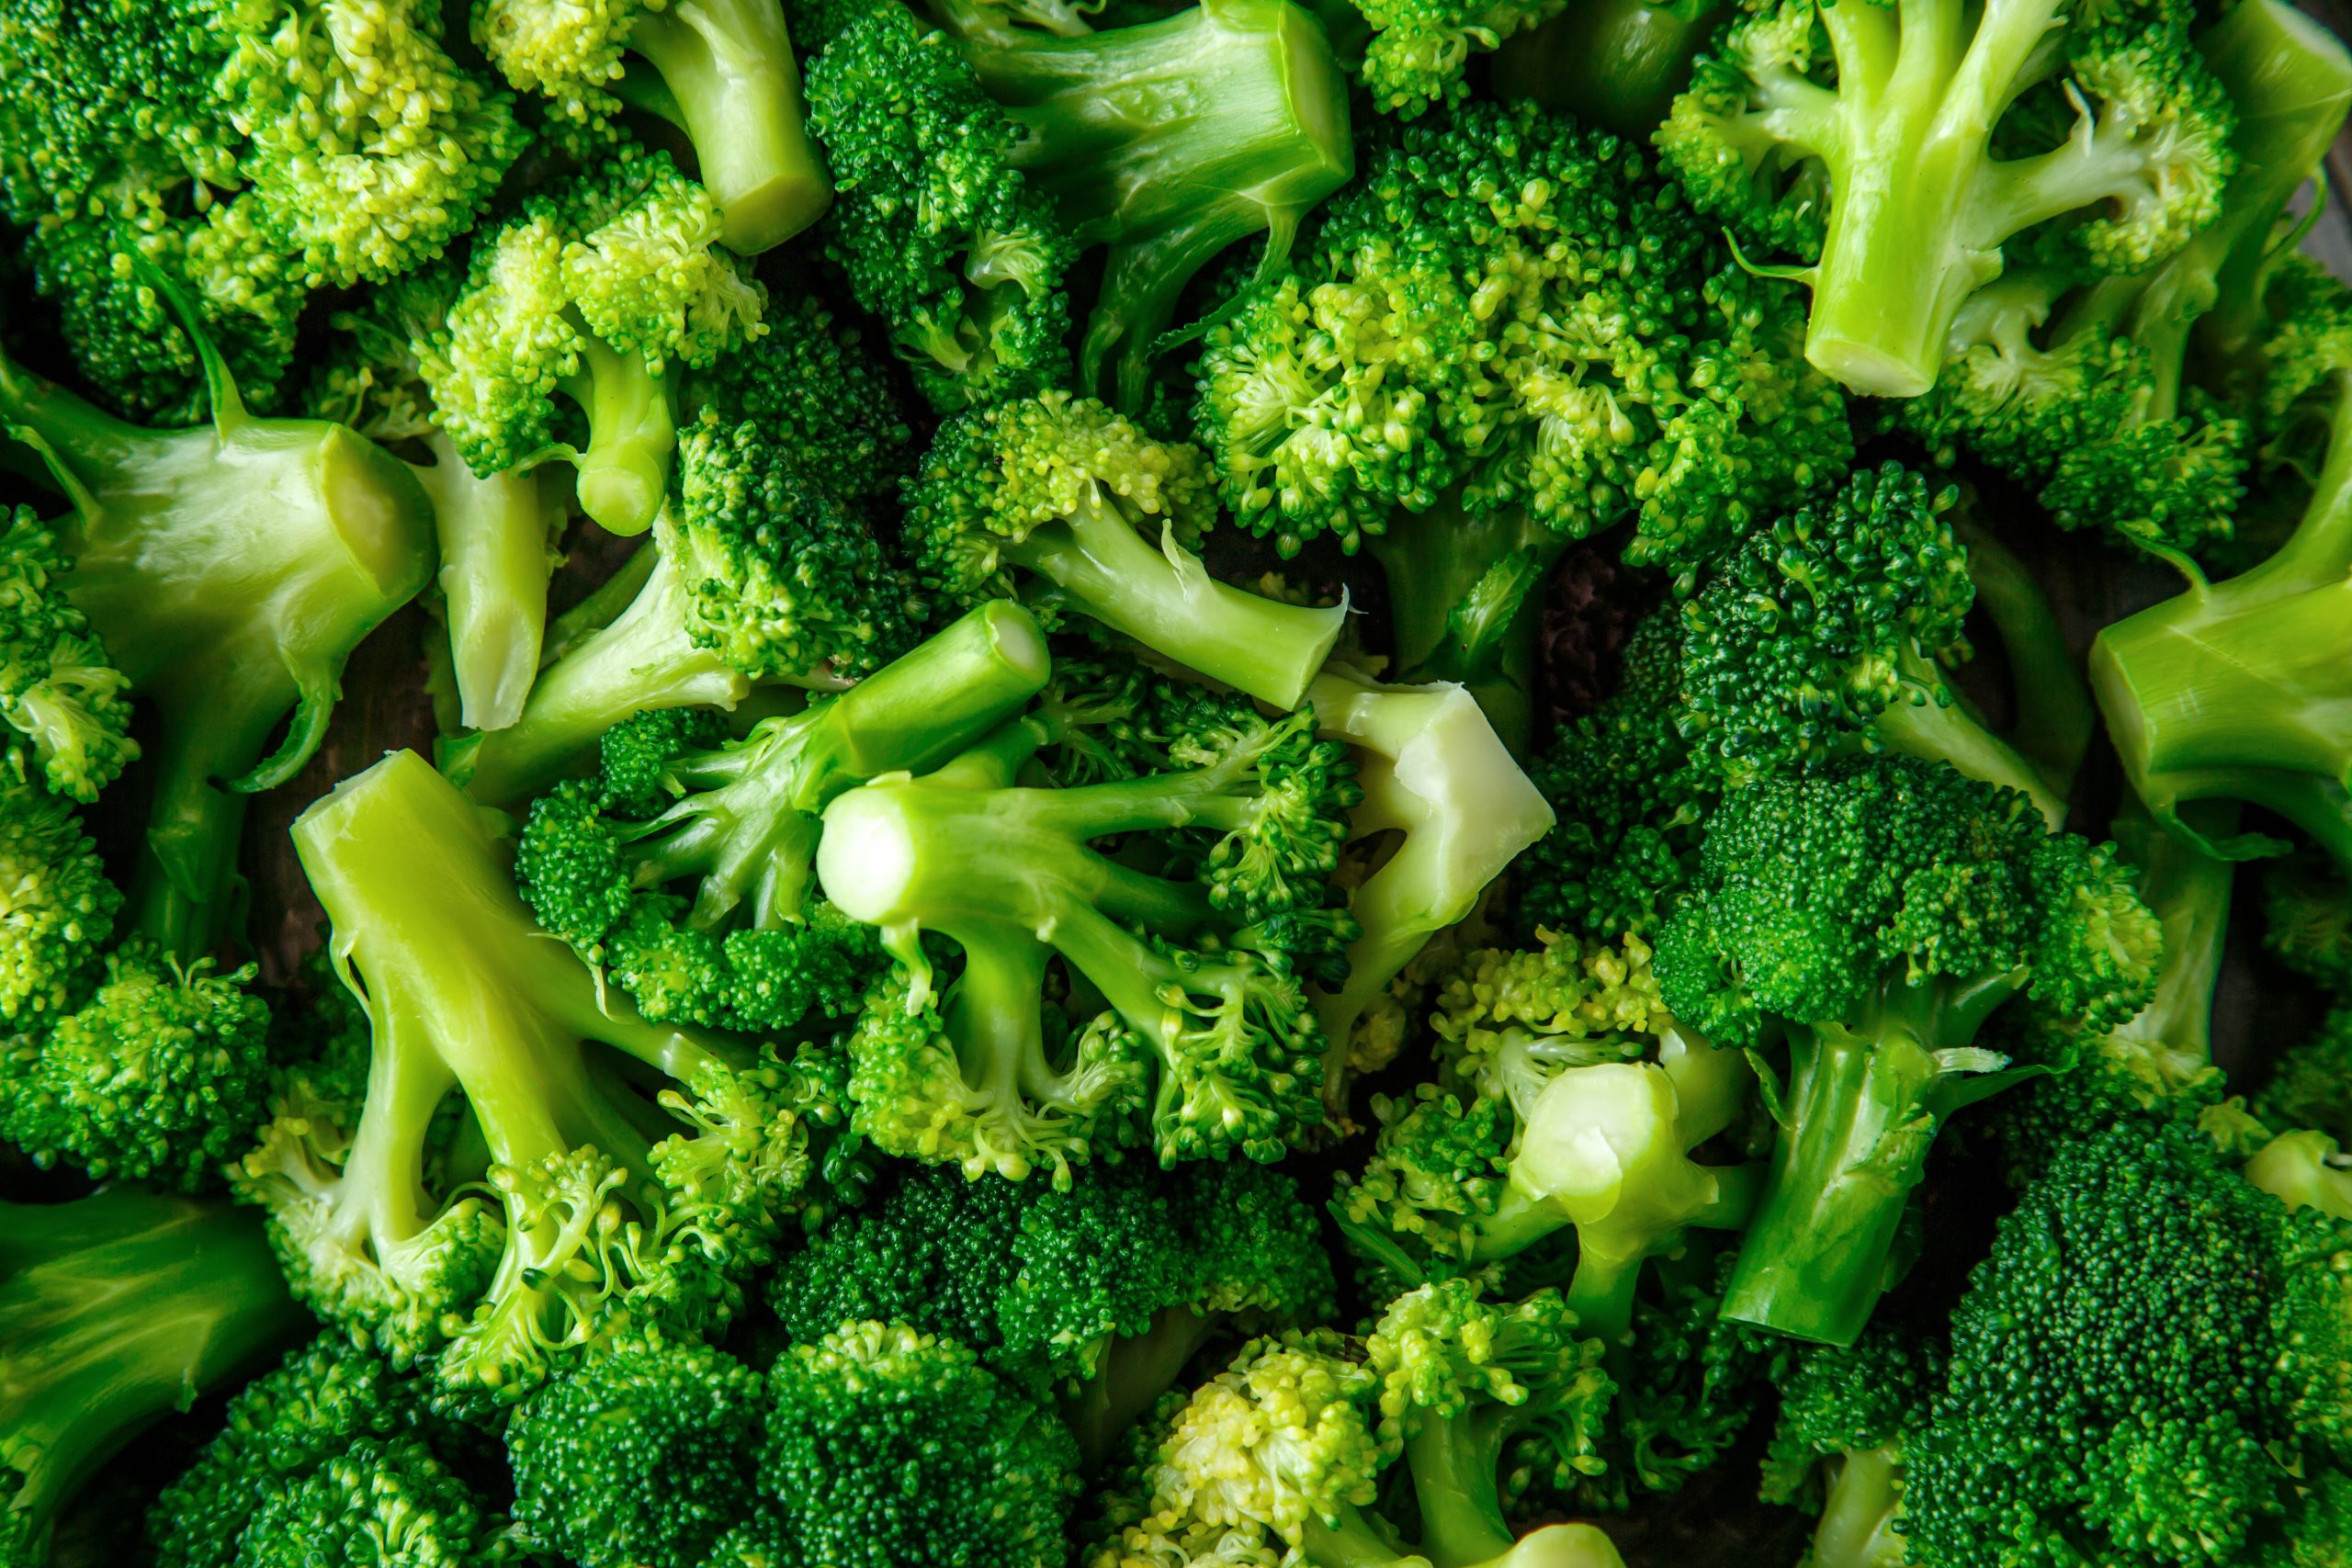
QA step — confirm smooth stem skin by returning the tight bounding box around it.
[624,0,831,254]
[0,337,433,956]
[0,1193,305,1561]
[560,337,674,537]
[2108,795,2235,1066]
[630,601,1050,931]
[1492,0,1723,137]
[1011,486,1341,708]
[540,539,657,669]
[1366,501,1566,755]
[1303,1497,1628,1566]
[1868,667,2065,827]
[1808,1449,1906,1568]
[1954,518,2092,809]
[2090,373,2352,871]
[967,0,1353,408]
[1305,671,1555,1113]
[2245,1128,2352,1220]
[1058,1304,1217,1468]
[1724,970,2027,1346]
[414,433,560,732]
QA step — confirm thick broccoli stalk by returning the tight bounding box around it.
[0,1190,305,1568]
[818,696,1359,1177]
[907,393,1343,708]
[0,327,434,960]
[479,0,831,254]
[517,601,1050,1029]
[447,412,922,807]
[235,750,818,1401]
[2092,374,2352,873]
[1307,670,1555,1114]
[1659,0,2237,397]
[1656,755,2162,1346]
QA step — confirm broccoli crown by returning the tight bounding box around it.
[0,507,134,804]
[2265,856,2352,995]
[1347,0,1572,116]
[687,295,918,511]
[1757,1328,1942,1508]
[1192,97,1849,575]
[0,776,119,1027]
[767,1157,1333,1388]
[1,939,272,1191]
[0,0,525,419]
[1903,1117,2347,1566]
[799,0,1075,411]
[747,1321,1082,1568]
[508,1336,764,1568]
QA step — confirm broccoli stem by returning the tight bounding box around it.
[1867,676,2065,827]
[1008,486,1343,708]
[1057,1304,1216,1468]
[1953,519,2092,807]
[1492,0,1722,137]
[1403,1416,1517,1567]
[560,338,675,537]
[416,434,557,732]
[967,0,1353,408]
[1808,1448,1905,1568]
[625,0,833,254]
[2090,376,2352,869]
[1366,500,1565,753]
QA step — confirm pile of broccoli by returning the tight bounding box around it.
[4,0,2352,1561]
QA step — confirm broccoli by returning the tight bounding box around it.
[515,601,1051,1030]
[799,0,1352,411]
[1654,754,2163,1346]
[444,406,924,807]
[2264,852,2352,994]
[151,1335,510,1568]
[1489,0,1723,136]
[0,775,119,1027]
[0,1190,306,1568]
[817,682,1361,1179]
[2244,1124,2352,1223]
[1311,0,1571,118]
[424,146,769,536]
[0,314,435,962]
[1756,1329,1944,1568]
[0,0,526,419]
[904,390,1344,708]
[473,0,831,254]
[0,509,134,804]
[1089,1281,1627,1568]
[767,1156,1333,1461]
[1676,464,2068,824]
[2258,1007,2352,1147]
[232,750,825,1403]
[2092,368,2352,876]
[1193,100,1849,745]
[1657,0,2238,399]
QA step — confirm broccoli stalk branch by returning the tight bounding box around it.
[413,432,560,732]
[1367,499,1565,753]
[561,335,678,538]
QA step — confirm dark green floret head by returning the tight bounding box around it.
[0,778,119,1026]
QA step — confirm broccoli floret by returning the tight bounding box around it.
[0,1190,306,1568]
[2092,368,2352,878]
[1678,463,2067,824]
[516,602,1050,1030]
[904,391,1343,708]
[768,1156,1333,1461]
[685,295,918,513]
[1655,754,2163,1346]
[817,684,1361,1179]
[1193,100,1849,745]
[1319,0,1573,118]
[1657,0,2238,399]
[474,0,831,254]
[1090,1282,1626,1568]
[0,0,526,420]
[1,314,435,961]
[2264,853,2352,994]
[0,508,134,803]
[2258,1007,2352,1145]
[1758,1329,1943,1568]
[445,408,924,807]
[800,0,1351,411]
[0,776,119,1026]
[424,147,769,536]
[232,750,824,1403]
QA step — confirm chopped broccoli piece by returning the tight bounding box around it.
[1758,1328,1944,1568]
[0,508,134,803]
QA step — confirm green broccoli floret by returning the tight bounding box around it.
[817,683,1361,1179]
[768,1156,1333,1461]
[1757,1329,1943,1568]
[424,146,769,536]
[508,1335,764,1568]
[1313,0,1572,118]
[1089,1282,1626,1568]
[732,1320,1081,1568]
[1901,1116,2349,1566]
[1657,0,2238,400]
[444,407,923,807]
[232,750,824,1404]
[1654,753,2163,1346]
[1678,463,2067,824]
[0,0,526,420]
[0,508,134,803]
[800,0,1351,412]
[2264,853,2352,994]
[0,776,119,1026]
[516,602,1050,1030]
[905,391,1343,708]
[0,1190,305,1568]
[2092,367,2352,878]
[474,0,831,254]
[2257,1007,2352,1146]
[1193,99,1849,746]
[1,314,435,962]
